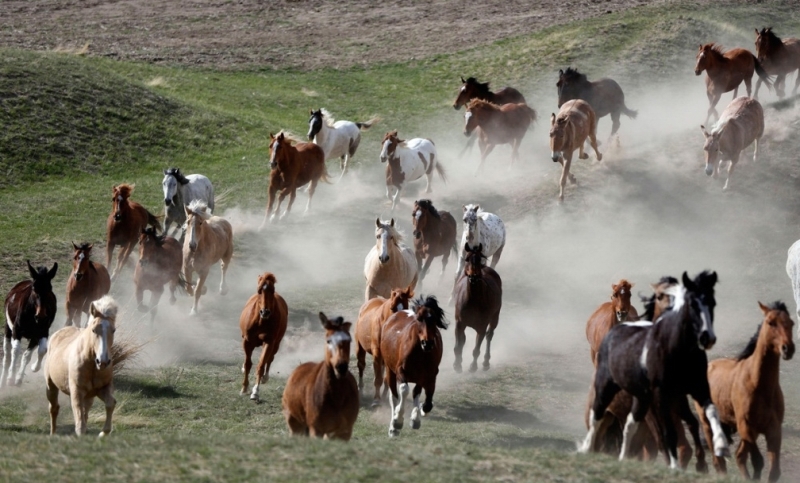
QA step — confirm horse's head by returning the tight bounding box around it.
[758,301,795,360]
[694,44,716,76]
[256,272,277,320]
[184,200,210,253]
[27,260,57,322]
[71,242,93,281]
[88,296,117,370]
[464,243,486,282]
[112,184,134,222]
[641,275,679,321]
[389,285,414,313]
[610,279,634,323]
[549,113,571,161]
[700,125,722,177]
[412,199,439,239]
[307,109,323,140]
[412,295,447,352]
[375,217,396,264]
[462,204,480,242]
[556,68,585,108]
[138,227,164,267]
[319,312,352,379]
[681,270,718,350]
[754,27,775,62]
[269,132,287,169]
[453,76,486,110]
[162,168,181,207]
[463,99,485,136]
[380,130,402,163]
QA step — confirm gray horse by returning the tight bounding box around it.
[162,168,215,238]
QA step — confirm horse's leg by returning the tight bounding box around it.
[753,137,760,163]
[723,152,740,191]
[765,424,782,483]
[734,439,755,480]
[469,328,486,373]
[356,340,366,395]
[386,370,402,437]
[286,415,308,437]
[696,400,727,474]
[391,185,401,211]
[490,244,505,269]
[371,355,384,407]
[135,281,148,313]
[750,441,765,481]
[147,288,163,325]
[65,300,77,327]
[676,398,707,472]
[250,341,272,401]
[272,188,289,223]
[579,369,620,453]
[15,346,34,384]
[420,255,435,286]
[305,179,318,214]
[219,259,229,296]
[421,378,436,416]
[776,74,787,98]
[744,77,752,98]
[97,382,115,437]
[558,155,573,202]
[609,111,621,141]
[0,337,10,388]
[707,92,721,125]
[733,85,739,99]
[482,323,495,370]
[190,269,209,316]
[241,339,254,395]
[477,144,495,175]
[793,71,800,97]
[620,395,651,461]
[410,384,423,429]
[754,77,762,99]
[589,129,603,162]
[6,338,23,386]
[69,384,86,435]
[46,378,59,435]
[453,322,466,373]
[106,243,115,279]
[280,186,298,220]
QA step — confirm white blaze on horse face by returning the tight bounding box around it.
[270,140,279,165]
[379,228,390,263]
[96,320,111,367]
[460,86,466,92]
[380,139,391,162]
[415,210,422,221]
[698,302,715,348]
[117,195,123,202]
[163,176,177,202]
[327,330,351,352]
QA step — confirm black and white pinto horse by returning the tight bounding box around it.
[2,261,58,387]
[162,167,215,239]
[579,271,730,468]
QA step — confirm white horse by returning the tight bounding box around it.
[380,130,446,211]
[307,108,379,178]
[454,204,506,279]
[364,218,418,301]
[786,239,800,323]
[162,168,215,238]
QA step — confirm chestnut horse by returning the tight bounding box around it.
[453,76,526,110]
[463,99,537,172]
[106,183,161,282]
[694,43,771,124]
[355,285,414,406]
[754,27,800,99]
[453,244,502,373]
[65,243,111,328]
[556,67,636,140]
[183,200,233,315]
[264,131,329,224]
[585,280,638,366]
[381,295,447,437]
[698,301,795,482]
[412,199,457,287]
[282,313,359,440]
[240,272,288,402]
[549,99,602,201]
[134,227,184,323]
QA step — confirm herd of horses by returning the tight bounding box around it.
[2,21,800,482]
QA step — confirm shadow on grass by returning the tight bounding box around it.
[446,401,541,428]
[116,377,190,399]
[491,433,577,451]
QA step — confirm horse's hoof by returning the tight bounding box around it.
[220,288,228,296]
[98,431,109,438]
[370,400,381,409]
[580,153,589,160]
[422,402,433,415]
[482,362,490,371]
[392,419,403,430]
[596,153,603,162]
[137,304,149,313]
[696,461,708,473]
[453,363,462,373]
[411,419,421,430]
[250,394,259,402]
[189,309,198,317]
[388,428,399,437]
[469,362,478,373]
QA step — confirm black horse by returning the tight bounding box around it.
[556,67,637,139]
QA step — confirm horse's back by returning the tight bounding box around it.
[186,174,215,209]
[356,297,384,347]
[720,97,764,141]
[494,86,526,105]
[479,212,506,253]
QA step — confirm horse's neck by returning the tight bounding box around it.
[315,122,331,145]
[706,52,729,73]
[174,184,185,204]
[76,328,98,360]
[745,335,782,389]
[718,121,742,151]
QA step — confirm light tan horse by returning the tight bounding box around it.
[183,200,233,315]
[363,218,418,301]
[549,99,602,201]
[44,295,117,436]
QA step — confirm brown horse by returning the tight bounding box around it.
[698,301,795,482]
[240,272,288,402]
[463,99,537,173]
[412,199,457,287]
[549,99,602,201]
[65,243,111,328]
[106,183,161,282]
[453,244,502,373]
[264,131,328,224]
[694,43,771,124]
[282,313,359,440]
[754,27,800,99]
[134,227,183,323]
[183,200,233,316]
[585,280,638,366]
[381,295,447,437]
[355,285,414,406]
[453,76,526,110]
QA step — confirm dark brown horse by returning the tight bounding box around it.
[585,280,638,366]
[453,76,526,110]
[1,261,58,388]
[240,272,288,402]
[463,99,537,172]
[754,27,800,98]
[453,244,502,373]
[412,199,457,287]
[134,227,183,323]
[65,243,111,328]
[263,131,329,224]
[106,183,161,282]
[381,295,447,437]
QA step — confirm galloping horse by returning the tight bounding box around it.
[550,99,602,201]
[585,280,638,366]
[786,239,800,321]
[381,296,447,437]
[45,296,117,436]
[453,244,502,373]
[183,200,233,315]
[463,99,537,172]
[694,43,771,124]
[700,96,764,191]
[453,76,526,110]
[754,27,800,98]
[698,301,795,482]
[355,285,414,406]
[1,261,58,387]
[454,204,505,282]
[282,313,359,440]
[162,168,215,238]
[380,130,446,211]
[65,243,110,328]
[307,108,379,178]
[412,199,458,286]
[363,218,418,301]
[106,183,161,281]
[240,272,288,402]
[134,227,184,323]
[264,131,329,224]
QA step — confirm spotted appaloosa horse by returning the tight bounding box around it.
[307,108,379,178]
[585,280,638,366]
[454,204,505,282]
[65,243,111,328]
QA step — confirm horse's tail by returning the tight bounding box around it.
[146,210,163,233]
[111,331,146,375]
[621,105,638,120]
[434,162,447,184]
[525,105,538,128]
[318,166,333,184]
[175,270,188,295]
[356,116,381,130]
[753,56,774,91]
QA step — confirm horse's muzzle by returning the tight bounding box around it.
[463,129,471,137]
[74,272,84,281]
[380,156,387,163]
[270,161,277,169]
[379,254,389,263]
[783,344,795,360]
[413,230,421,239]
[188,242,197,252]
[616,311,627,323]
[259,309,271,319]
[551,152,562,162]
[453,104,460,110]
[699,331,716,350]
[694,69,702,76]
[704,164,714,177]
[165,198,172,206]
[334,363,349,378]
[420,340,434,352]
[95,357,111,370]
[114,213,122,222]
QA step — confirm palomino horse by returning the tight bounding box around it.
[698,301,795,482]
[162,168,215,238]
[755,27,800,99]
[240,272,288,402]
[453,76,526,110]
[700,96,764,191]
[381,295,447,437]
[183,200,233,315]
[463,99,537,173]
[282,313,359,440]
[786,239,800,321]
[363,218,418,301]
[134,227,184,323]
[307,108,379,178]
[694,43,772,124]
[264,131,329,224]
[45,296,117,436]
[412,199,458,287]
[556,67,637,141]
[453,244,502,373]
[1,261,58,388]
[454,204,505,282]
[355,285,414,406]
[380,130,446,211]
[550,99,602,201]
[580,272,728,470]
[106,183,161,281]
[65,243,110,328]
[585,280,638,366]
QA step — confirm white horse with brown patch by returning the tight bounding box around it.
[380,130,446,211]
[364,218,418,301]
[307,108,378,179]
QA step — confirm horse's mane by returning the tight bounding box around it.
[74,242,92,252]
[187,200,212,220]
[562,67,588,82]
[319,108,337,127]
[639,276,678,321]
[416,199,440,220]
[465,77,490,94]
[92,295,118,320]
[466,98,501,111]
[413,295,448,330]
[701,42,727,55]
[165,167,190,185]
[758,27,783,47]
[115,183,135,198]
[274,130,306,145]
[378,220,405,244]
[736,301,789,361]
[142,226,168,246]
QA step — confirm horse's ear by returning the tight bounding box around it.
[758,301,770,314]
[462,205,467,212]
[477,243,483,253]
[72,241,79,250]
[27,260,36,279]
[87,243,93,251]
[48,262,58,280]
[341,322,352,333]
[90,301,101,319]
[475,205,480,212]
[709,271,718,285]
[682,271,695,291]
[464,242,471,252]
[390,218,395,227]
[755,28,759,35]
[550,113,556,126]
[558,69,563,75]
[184,205,192,217]
[405,284,414,295]
[700,125,710,138]
[375,217,381,228]
[163,168,170,175]
[461,76,465,83]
